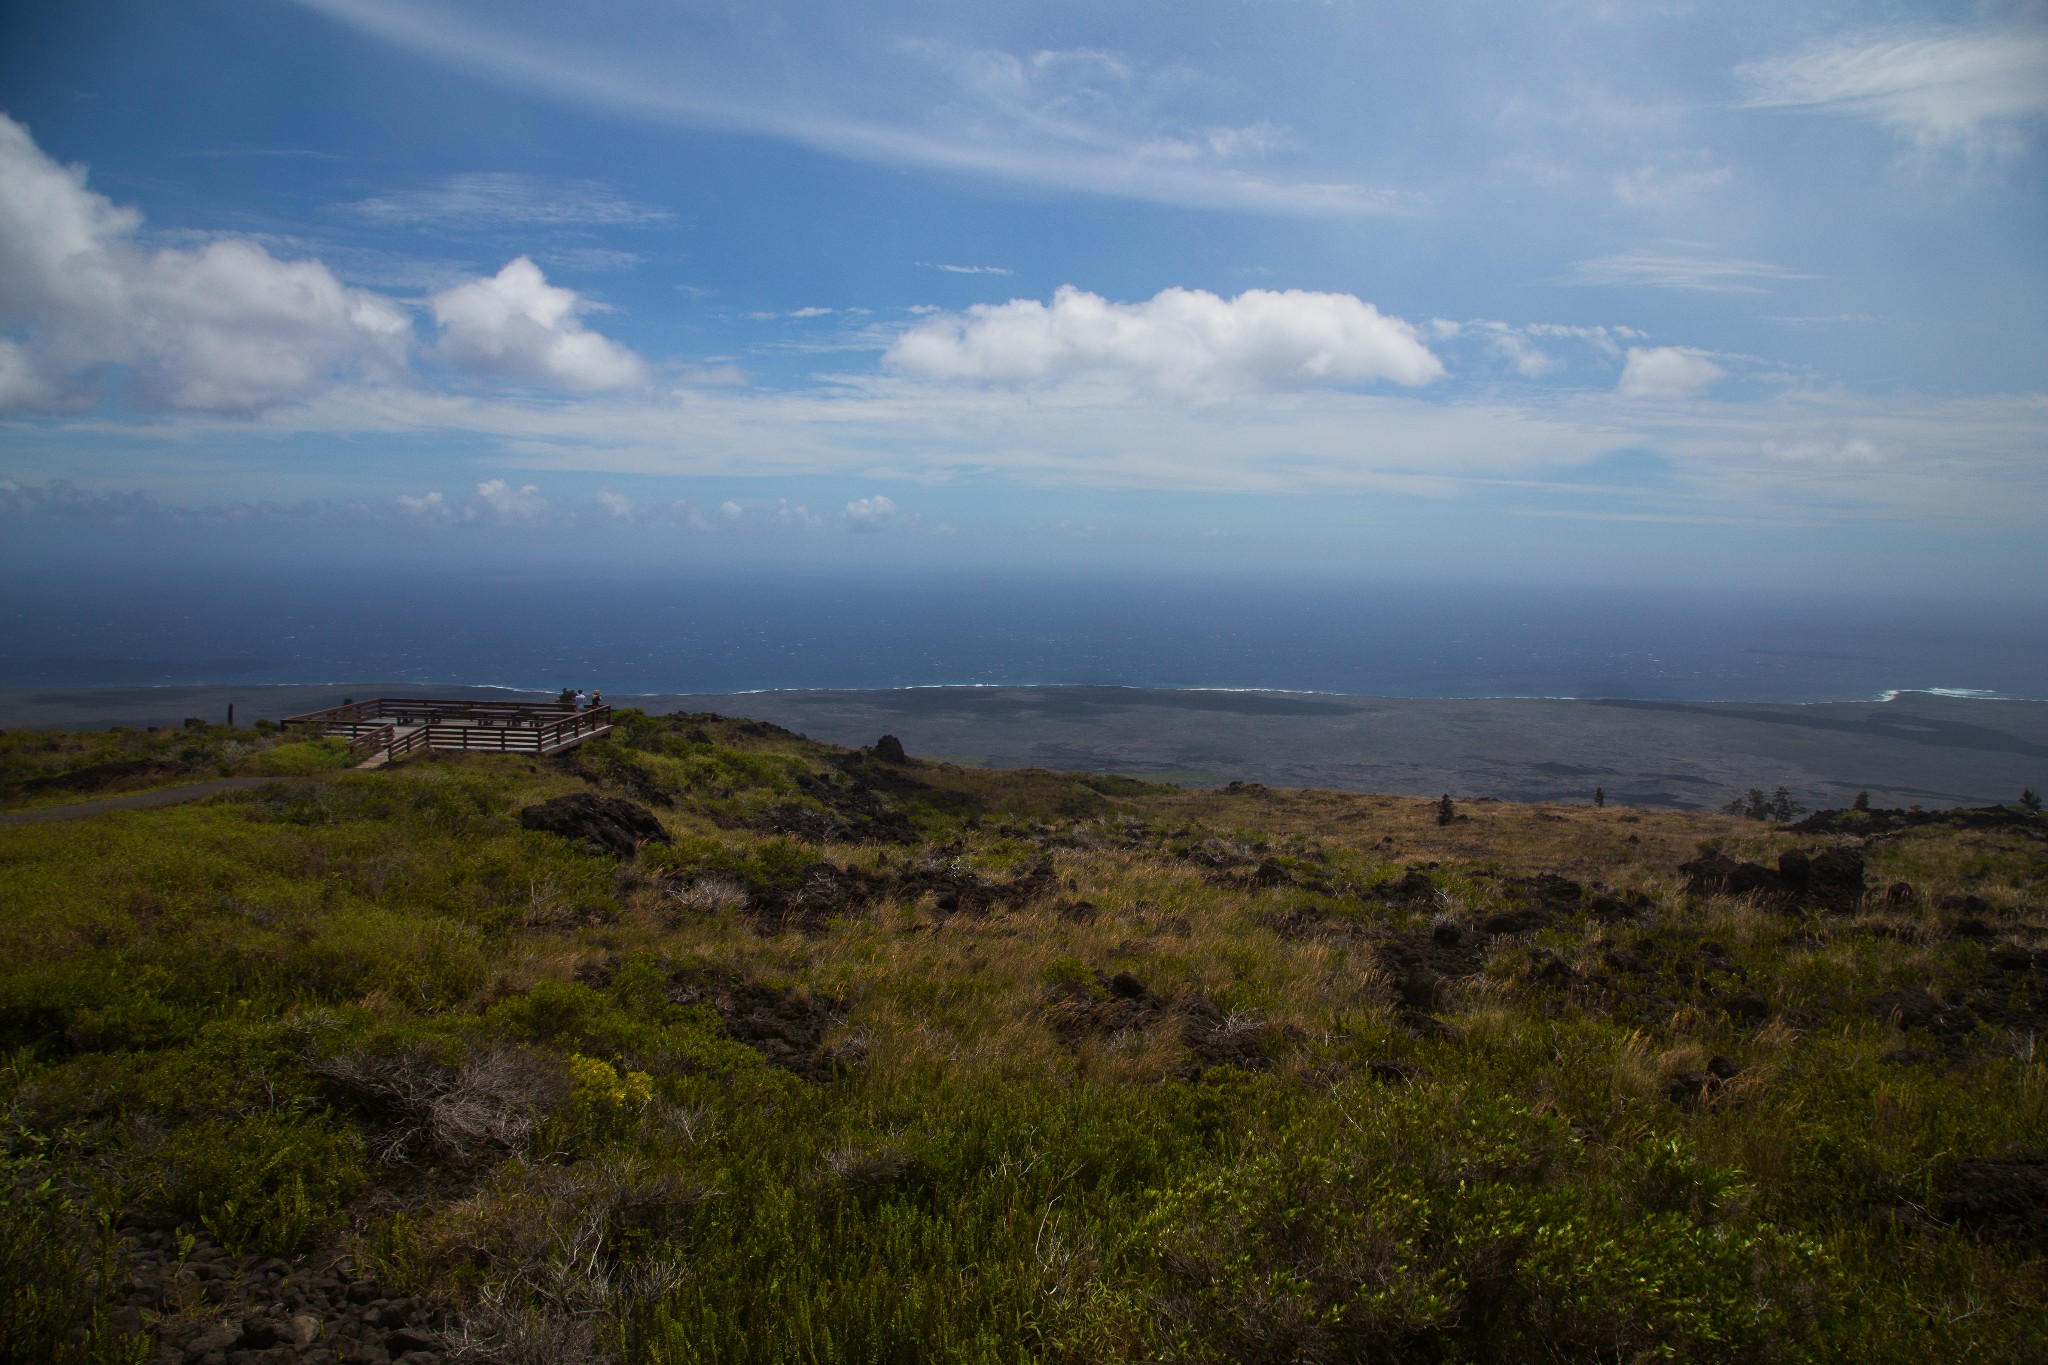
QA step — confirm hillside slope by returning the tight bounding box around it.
[2,709,2044,1363]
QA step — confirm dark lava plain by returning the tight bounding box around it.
[3,684,2043,809]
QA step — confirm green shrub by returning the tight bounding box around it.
[162,1113,366,1257]
[246,738,352,776]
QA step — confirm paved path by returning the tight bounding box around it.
[0,776,289,826]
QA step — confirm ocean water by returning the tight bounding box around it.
[2,566,2044,703]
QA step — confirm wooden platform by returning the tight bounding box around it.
[280,697,613,766]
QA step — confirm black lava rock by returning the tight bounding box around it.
[518,793,671,859]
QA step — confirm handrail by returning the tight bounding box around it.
[344,723,395,759]
[281,697,603,729]
[283,698,614,761]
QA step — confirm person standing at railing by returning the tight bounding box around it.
[573,689,587,709]
[591,690,603,708]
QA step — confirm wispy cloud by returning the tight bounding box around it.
[1740,24,2048,156]
[1565,249,1813,294]
[346,171,676,229]
[917,262,1014,276]
[291,0,1399,216]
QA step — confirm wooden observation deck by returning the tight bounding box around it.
[280,697,613,767]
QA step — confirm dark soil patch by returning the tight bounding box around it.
[886,853,1056,916]
[1941,1157,2048,1252]
[1869,988,1977,1038]
[1664,1055,1742,1109]
[1376,924,1486,1013]
[1257,901,1372,942]
[552,746,677,808]
[745,862,884,935]
[662,971,852,1081]
[754,767,925,844]
[19,758,173,794]
[1040,971,1270,1071]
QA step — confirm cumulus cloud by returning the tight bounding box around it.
[429,257,648,391]
[397,490,449,516]
[0,114,411,412]
[1617,347,1726,400]
[885,285,1443,393]
[469,477,547,519]
[720,500,743,519]
[845,494,900,530]
[594,487,634,517]
[1741,26,2048,156]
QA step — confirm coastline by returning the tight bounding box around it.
[2,682,2043,811]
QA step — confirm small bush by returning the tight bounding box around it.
[247,737,352,776]
[162,1112,366,1257]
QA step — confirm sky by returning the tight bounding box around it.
[0,0,2045,590]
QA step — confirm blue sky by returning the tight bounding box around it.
[1,0,2044,588]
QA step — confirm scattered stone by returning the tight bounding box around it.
[518,793,670,859]
[99,1225,458,1365]
[1679,845,1864,910]
[870,734,908,763]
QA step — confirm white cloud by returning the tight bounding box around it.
[291,0,1395,217]
[1566,250,1812,294]
[0,114,411,413]
[917,262,1014,276]
[469,477,546,519]
[429,257,647,391]
[1474,323,1561,378]
[885,285,1443,393]
[845,494,900,530]
[397,490,449,516]
[594,486,634,517]
[1617,347,1726,399]
[347,172,674,228]
[1741,26,2048,156]
[720,500,743,519]
[773,498,821,527]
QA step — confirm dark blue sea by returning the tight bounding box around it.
[2,565,2044,703]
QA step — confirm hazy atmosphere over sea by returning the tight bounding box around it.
[2,0,2045,668]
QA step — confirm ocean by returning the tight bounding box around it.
[2,565,2043,704]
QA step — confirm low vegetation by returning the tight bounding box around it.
[0,719,350,810]
[1,709,2043,1362]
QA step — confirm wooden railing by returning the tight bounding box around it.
[343,724,396,760]
[282,698,614,762]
